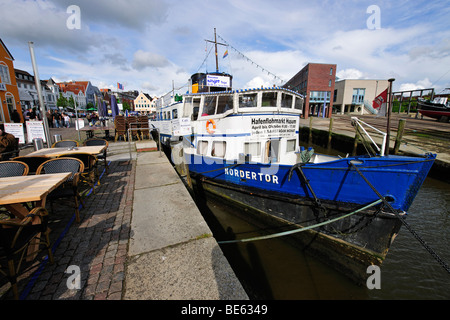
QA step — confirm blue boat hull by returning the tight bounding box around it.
[185,152,436,282]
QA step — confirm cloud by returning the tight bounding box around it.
[337,68,364,80]
[131,50,171,70]
[399,78,433,91]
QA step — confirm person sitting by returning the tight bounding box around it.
[0,124,18,160]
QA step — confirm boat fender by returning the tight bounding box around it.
[206,119,216,134]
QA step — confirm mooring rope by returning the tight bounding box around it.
[350,162,450,275]
[217,199,382,244]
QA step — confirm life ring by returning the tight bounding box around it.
[206,119,216,134]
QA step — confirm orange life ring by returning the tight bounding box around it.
[206,119,216,134]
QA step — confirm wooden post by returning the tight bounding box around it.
[353,129,360,156]
[386,78,395,156]
[309,116,313,145]
[393,119,406,155]
[327,117,333,150]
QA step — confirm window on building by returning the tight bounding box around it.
[0,63,11,84]
[352,88,365,104]
[330,67,333,75]
[329,79,332,87]
[6,93,15,120]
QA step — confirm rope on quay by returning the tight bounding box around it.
[217,199,383,244]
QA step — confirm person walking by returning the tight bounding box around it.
[11,109,21,123]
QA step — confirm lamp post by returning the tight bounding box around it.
[385,78,395,156]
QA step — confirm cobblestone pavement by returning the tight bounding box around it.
[1,152,136,300]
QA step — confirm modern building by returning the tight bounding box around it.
[333,79,390,115]
[0,39,22,123]
[284,63,336,118]
[134,92,155,114]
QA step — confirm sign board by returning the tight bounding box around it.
[4,123,25,144]
[75,119,85,130]
[172,117,191,136]
[26,120,46,143]
[206,75,230,88]
[250,116,298,138]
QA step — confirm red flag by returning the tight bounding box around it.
[373,88,388,109]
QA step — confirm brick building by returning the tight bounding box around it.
[284,63,336,118]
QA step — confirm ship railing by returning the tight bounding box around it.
[350,116,387,156]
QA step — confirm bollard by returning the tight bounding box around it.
[33,138,44,151]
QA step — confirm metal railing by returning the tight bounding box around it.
[351,116,387,156]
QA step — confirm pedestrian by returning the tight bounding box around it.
[29,108,36,120]
[11,109,21,123]
[63,113,70,128]
[47,110,53,128]
[56,112,63,128]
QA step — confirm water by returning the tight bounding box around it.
[194,175,450,300]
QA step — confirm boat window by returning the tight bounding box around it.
[281,93,293,109]
[183,97,192,117]
[265,140,280,162]
[244,142,261,156]
[192,98,200,120]
[286,139,296,152]
[197,141,208,155]
[172,109,178,119]
[202,96,216,116]
[262,92,278,107]
[216,95,233,114]
[294,97,303,110]
[239,93,257,108]
[212,141,226,158]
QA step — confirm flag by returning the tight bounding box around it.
[117,82,124,90]
[373,87,388,117]
[223,50,228,59]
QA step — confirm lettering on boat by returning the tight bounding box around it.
[224,167,279,184]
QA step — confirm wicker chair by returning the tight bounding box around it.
[58,153,99,191]
[52,140,79,148]
[12,156,49,175]
[0,161,29,177]
[36,158,85,223]
[0,207,54,299]
[114,116,127,142]
[83,138,109,174]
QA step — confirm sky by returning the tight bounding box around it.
[1,0,450,98]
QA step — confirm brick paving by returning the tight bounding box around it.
[1,145,136,300]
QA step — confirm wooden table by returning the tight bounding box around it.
[0,173,71,218]
[25,146,106,158]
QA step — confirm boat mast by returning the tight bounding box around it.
[205,28,227,73]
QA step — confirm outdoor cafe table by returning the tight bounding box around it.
[0,173,71,219]
[25,145,106,158]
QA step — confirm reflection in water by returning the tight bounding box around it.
[193,176,450,300]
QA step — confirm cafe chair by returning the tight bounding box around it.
[51,140,79,148]
[0,161,29,177]
[126,116,140,141]
[36,158,85,223]
[58,153,99,191]
[138,115,150,140]
[0,207,54,300]
[83,138,109,174]
[114,115,127,142]
[12,156,49,175]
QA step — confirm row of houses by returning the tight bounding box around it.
[1,38,156,124]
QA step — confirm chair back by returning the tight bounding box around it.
[0,161,29,177]
[83,138,108,156]
[12,156,49,174]
[36,157,84,182]
[58,153,96,172]
[138,116,150,138]
[52,140,79,148]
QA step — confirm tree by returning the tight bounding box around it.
[57,93,68,108]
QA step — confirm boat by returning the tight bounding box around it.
[417,97,450,122]
[150,30,436,283]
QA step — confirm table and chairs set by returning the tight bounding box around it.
[0,138,108,299]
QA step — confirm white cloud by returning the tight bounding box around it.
[399,78,433,91]
[337,68,364,80]
[131,50,171,70]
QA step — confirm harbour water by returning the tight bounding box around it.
[188,147,450,299]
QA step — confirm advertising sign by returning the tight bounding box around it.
[206,75,230,88]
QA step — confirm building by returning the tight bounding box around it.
[57,81,102,108]
[15,69,60,113]
[284,63,336,118]
[333,79,390,115]
[0,39,22,123]
[134,92,155,114]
